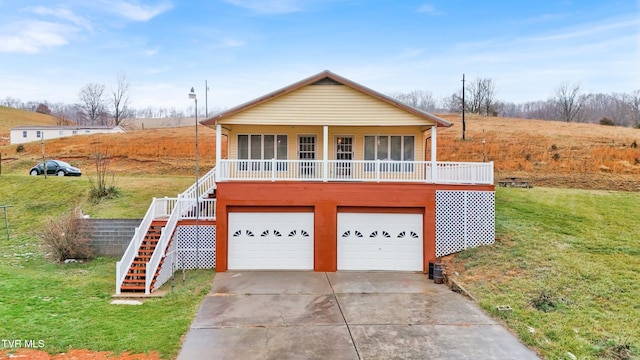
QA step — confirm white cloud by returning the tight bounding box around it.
[220,37,245,48]
[144,48,159,56]
[25,6,93,30]
[417,4,443,16]
[223,0,302,14]
[104,0,174,21]
[0,21,75,53]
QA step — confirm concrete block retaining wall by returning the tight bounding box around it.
[80,219,141,257]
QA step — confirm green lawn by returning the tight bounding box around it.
[1,173,638,359]
[0,174,212,359]
[449,187,639,359]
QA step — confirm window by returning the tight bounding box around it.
[59,130,64,136]
[72,130,78,135]
[238,134,287,170]
[364,135,414,172]
[22,131,27,138]
[36,131,41,138]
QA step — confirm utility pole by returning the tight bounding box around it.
[41,135,47,179]
[462,73,466,141]
[205,80,209,118]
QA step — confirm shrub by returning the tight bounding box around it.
[529,289,567,312]
[38,207,94,262]
[552,153,560,161]
[631,140,637,149]
[16,144,25,153]
[599,117,615,126]
[89,146,120,204]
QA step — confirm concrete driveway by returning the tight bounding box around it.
[178,272,539,360]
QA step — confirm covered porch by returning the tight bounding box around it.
[213,124,494,185]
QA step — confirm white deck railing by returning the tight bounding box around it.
[218,159,494,185]
[116,167,217,294]
[182,167,217,200]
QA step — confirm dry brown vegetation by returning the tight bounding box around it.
[2,125,221,176]
[438,114,640,191]
[1,109,639,190]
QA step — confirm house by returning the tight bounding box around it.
[115,70,495,294]
[10,125,125,144]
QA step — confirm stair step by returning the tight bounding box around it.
[123,279,146,284]
[120,285,146,291]
[127,270,146,275]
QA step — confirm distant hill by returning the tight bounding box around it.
[1,110,639,191]
[0,106,60,145]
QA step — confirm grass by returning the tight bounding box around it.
[0,174,213,359]
[446,187,640,359]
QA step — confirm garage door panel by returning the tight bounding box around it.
[338,213,423,271]
[228,212,314,270]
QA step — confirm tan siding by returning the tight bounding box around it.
[219,85,436,127]
[226,125,426,161]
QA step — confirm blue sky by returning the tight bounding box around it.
[0,0,638,113]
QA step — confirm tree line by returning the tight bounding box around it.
[3,75,640,128]
[393,79,640,128]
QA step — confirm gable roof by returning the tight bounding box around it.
[201,70,452,128]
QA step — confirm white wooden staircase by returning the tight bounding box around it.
[116,167,217,294]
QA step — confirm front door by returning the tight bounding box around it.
[335,136,353,178]
[298,135,316,178]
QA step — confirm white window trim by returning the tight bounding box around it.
[237,134,288,160]
[363,134,415,161]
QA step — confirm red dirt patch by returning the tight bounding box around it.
[0,349,160,360]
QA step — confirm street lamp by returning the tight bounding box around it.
[189,87,199,268]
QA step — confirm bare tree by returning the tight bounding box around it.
[35,103,51,115]
[443,91,463,113]
[392,90,437,112]
[78,83,106,125]
[553,82,588,122]
[627,90,640,128]
[89,145,119,203]
[110,72,132,127]
[465,77,498,116]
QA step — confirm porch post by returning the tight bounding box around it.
[216,124,222,180]
[431,125,437,182]
[323,125,328,182]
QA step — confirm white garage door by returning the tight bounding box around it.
[228,212,314,270]
[338,213,423,271]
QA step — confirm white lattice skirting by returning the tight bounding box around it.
[435,190,495,257]
[175,225,217,269]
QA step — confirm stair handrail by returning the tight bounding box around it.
[182,166,217,200]
[144,166,217,293]
[115,197,160,295]
[145,196,186,294]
